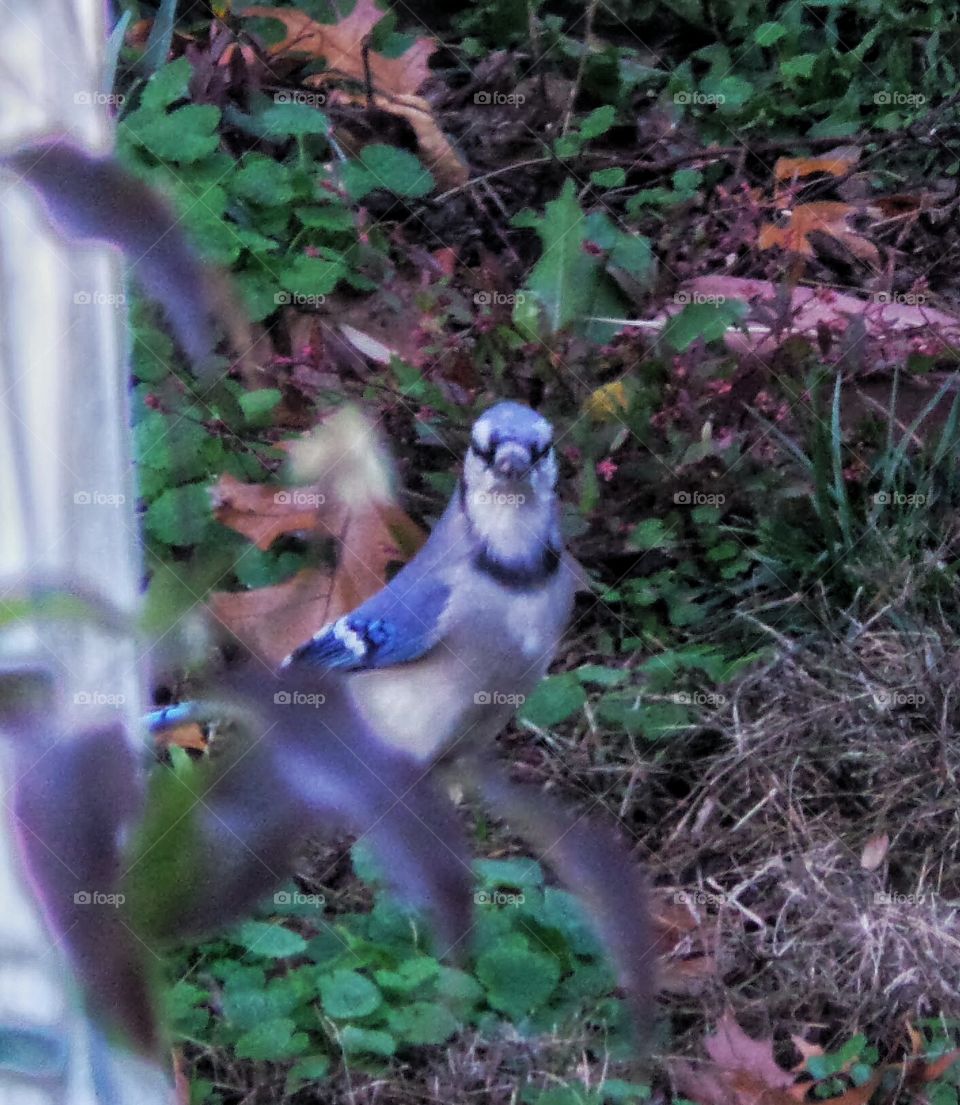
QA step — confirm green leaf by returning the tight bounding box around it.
[281,254,347,297]
[754,21,788,45]
[234,1018,309,1061]
[140,56,192,111]
[341,144,435,200]
[580,104,617,140]
[239,388,282,427]
[436,967,484,1019]
[164,982,210,1036]
[600,1079,652,1102]
[144,483,212,546]
[475,945,561,1019]
[233,920,308,959]
[781,53,818,79]
[132,325,175,383]
[629,517,675,550]
[519,672,587,727]
[584,212,653,280]
[221,972,300,1029]
[590,166,627,188]
[701,74,754,111]
[575,665,628,687]
[230,154,294,205]
[125,104,221,163]
[554,133,583,158]
[475,857,544,888]
[662,300,747,351]
[319,969,382,1019]
[296,204,356,231]
[373,957,440,996]
[285,1054,331,1093]
[339,1026,396,1057]
[257,100,330,137]
[386,1001,459,1045]
[513,180,600,337]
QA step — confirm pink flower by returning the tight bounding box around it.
[596,458,618,482]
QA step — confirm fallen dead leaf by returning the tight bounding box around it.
[584,380,630,421]
[638,275,960,370]
[672,1013,881,1105]
[650,892,719,995]
[245,0,432,97]
[704,1012,795,1091]
[210,408,425,666]
[322,87,468,188]
[759,202,880,265]
[213,471,328,551]
[773,147,860,185]
[243,1,467,188]
[904,1047,960,1085]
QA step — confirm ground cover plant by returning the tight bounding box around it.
[101,0,960,1100]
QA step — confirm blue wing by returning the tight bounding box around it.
[282,572,452,672]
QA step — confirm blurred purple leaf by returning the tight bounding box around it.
[0,136,223,377]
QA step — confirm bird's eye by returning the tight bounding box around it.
[471,438,496,466]
[530,442,551,464]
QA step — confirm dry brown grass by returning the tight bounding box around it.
[609,622,960,1047]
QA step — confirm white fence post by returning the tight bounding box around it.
[0,1,169,1100]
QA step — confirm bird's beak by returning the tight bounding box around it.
[493,442,531,479]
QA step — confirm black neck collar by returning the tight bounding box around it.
[472,543,562,590]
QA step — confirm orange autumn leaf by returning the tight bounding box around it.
[209,408,426,666]
[905,1047,960,1085]
[759,202,879,264]
[773,147,859,182]
[210,499,423,666]
[243,2,468,188]
[244,0,433,97]
[213,471,330,550]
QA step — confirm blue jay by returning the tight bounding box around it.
[280,400,577,763]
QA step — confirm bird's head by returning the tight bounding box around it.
[463,401,557,502]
